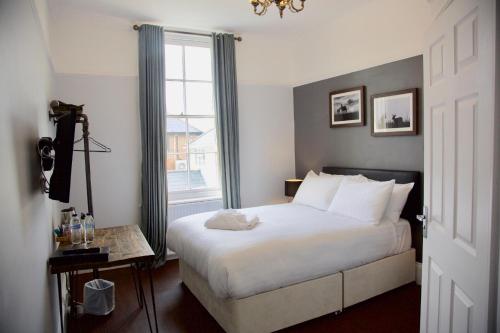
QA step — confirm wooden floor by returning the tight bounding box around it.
[68,260,421,333]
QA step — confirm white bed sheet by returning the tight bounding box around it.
[394,218,412,253]
[166,203,411,299]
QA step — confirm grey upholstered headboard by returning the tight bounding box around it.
[322,166,422,261]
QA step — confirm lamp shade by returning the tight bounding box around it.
[285,179,303,197]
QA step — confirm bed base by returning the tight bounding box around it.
[179,248,416,333]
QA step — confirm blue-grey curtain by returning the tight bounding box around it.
[138,25,168,266]
[212,33,241,209]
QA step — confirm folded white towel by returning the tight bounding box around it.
[204,209,260,231]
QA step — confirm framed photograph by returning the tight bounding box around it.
[371,88,418,136]
[329,86,365,127]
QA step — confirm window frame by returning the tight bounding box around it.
[164,33,222,203]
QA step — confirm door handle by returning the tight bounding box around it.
[417,206,428,238]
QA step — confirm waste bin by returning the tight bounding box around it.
[83,279,115,315]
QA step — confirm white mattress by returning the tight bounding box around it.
[166,203,412,299]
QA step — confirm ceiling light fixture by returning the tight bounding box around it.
[250,0,306,18]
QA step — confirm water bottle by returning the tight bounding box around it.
[81,213,87,243]
[70,214,82,245]
[84,214,95,244]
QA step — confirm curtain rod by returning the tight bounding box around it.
[132,25,242,42]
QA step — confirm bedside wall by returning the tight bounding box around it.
[293,56,424,177]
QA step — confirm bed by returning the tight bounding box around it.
[167,167,421,333]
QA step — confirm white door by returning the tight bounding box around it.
[421,0,496,332]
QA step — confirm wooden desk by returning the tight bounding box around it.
[50,225,159,333]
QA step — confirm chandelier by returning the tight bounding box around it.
[250,0,306,18]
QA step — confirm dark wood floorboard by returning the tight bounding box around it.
[68,260,420,333]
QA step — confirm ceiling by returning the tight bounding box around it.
[47,0,374,35]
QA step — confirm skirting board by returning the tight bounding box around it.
[179,248,416,333]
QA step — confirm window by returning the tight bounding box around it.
[165,34,221,202]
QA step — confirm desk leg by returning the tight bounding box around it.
[135,264,153,333]
[148,264,159,333]
[130,264,142,308]
[57,273,64,333]
[68,271,74,317]
[68,270,79,317]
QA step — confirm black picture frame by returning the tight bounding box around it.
[329,86,365,128]
[371,88,418,137]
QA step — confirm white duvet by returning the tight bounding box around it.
[166,203,410,299]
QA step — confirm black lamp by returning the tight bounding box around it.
[285,179,303,197]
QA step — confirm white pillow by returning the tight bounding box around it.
[319,172,365,182]
[327,179,395,224]
[357,176,414,223]
[384,183,414,223]
[293,171,345,210]
[304,170,318,178]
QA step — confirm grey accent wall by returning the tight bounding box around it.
[293,56,423,177]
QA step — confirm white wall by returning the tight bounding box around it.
[238,84,295,207]
[290,0,433,86]
[53,74,141,226]
[33,0,52,57]
[50,6,137,77]
[49,5,296,85]
[235,33,295,86]
[0,0,59,331]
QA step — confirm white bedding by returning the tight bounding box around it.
[166,203,411,299]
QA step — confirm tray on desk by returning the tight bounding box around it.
[49,245,110,266]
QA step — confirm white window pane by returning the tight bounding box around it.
[185,46,212,81]
[190,153,219,189]
[188,118,217,154]
[186,82,214,115]
[165,81,184,115]
[165,44,183,80]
